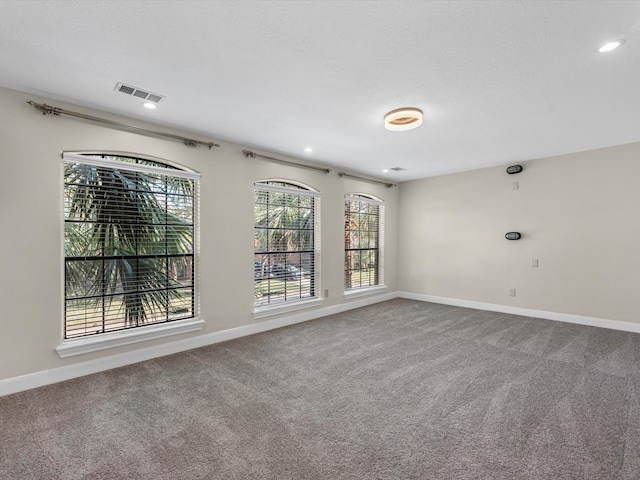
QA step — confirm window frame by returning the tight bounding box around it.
[57,152,203,358]
[253,180,322,318]
[344,193,386,298]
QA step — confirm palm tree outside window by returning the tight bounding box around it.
[63,152,199,339]
[254,180,319,307]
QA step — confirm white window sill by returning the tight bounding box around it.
[56,317,205,358]
[344,285,388,299]
[253,297,323,319]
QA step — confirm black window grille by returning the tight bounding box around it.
[63,153,198,339]
[254,181,318,307]
[345,195,383,290]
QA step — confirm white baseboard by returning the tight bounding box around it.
[6,290,636,398]
[398,291,640,334]
[0,292,398,397]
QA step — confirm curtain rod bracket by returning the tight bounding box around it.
[28,101,62,116]
[183,139,220,149]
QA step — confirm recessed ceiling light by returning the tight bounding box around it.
[304,147,313,153]
[384,107,423,131]
[382,169,389,173]
[598,40,625,53]
[143,102,157,109]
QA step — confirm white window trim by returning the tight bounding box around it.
[344,285,388,299]
[344,194,385,293]
[345,194,384,206]
[60,152,201,352]
[56,317,204,358]
[62,152,201,180]
[254,180,321,312]
[255,181,320,197]
[253,297,324,319]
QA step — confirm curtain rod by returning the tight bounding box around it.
[242,150,331,174]
[27,101,220,150]
[338,172,397,188]
[242,149,394,186]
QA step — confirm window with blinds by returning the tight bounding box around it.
[63,152,200,339]
[345,194,384,291]
[254,181,319,307]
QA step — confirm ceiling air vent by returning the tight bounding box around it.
[389,167,407,172]
[115,82,164,104]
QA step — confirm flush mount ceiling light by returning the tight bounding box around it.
[143,102,157,109]
[384,107,423,131]
[598,39,625,53]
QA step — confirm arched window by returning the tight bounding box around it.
[345,194,384,291]
[254,180,319,308]
[62,152,200,340]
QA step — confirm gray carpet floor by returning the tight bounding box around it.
[2,299,640,479]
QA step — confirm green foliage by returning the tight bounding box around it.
[254,183,314,304]
[345,198,379,289]
[254,188,313,261]
[64,159,194,332]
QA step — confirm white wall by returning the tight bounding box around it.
[4,80,639,388]
[0,86,398,382]
[398,141,640,324]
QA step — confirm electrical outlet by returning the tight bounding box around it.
[324,289,329,298]
[512,181,519,191]
[531,258,539,268]
[509,288,516,297]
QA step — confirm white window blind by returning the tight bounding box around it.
[63,152,200,339]
[345,194,384,291]
[254,181,320,308]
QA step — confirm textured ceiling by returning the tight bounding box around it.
[1,0,639,181]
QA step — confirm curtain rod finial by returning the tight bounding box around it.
[27,100,61,116]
